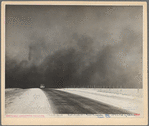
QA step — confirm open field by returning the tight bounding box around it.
[56,88,143,115]
[5,88,143,116]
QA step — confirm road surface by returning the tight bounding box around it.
[43,89,131,114]
[5,88,132,114]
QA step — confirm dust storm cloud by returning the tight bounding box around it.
[5,6,143,88]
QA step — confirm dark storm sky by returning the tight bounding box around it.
[6,5,143,88]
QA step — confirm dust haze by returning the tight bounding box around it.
[5,6,143,88]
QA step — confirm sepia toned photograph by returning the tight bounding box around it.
[1,1,148,125]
